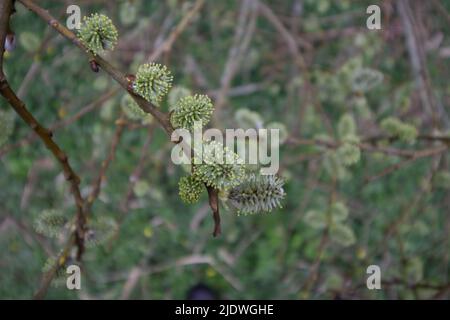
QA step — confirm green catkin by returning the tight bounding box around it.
[192,140,246,191]
[85,216,118,248]
[380,117,418,143]
[133,63,173,104]
[351,67,383,93]
[337,113,356,139]
[78,13,118,54]
[170,94,214,130]
[331,201,349,221]
[178,176,204,204]
[34,209,67,238]
[42,254,70,288]
[228,174,285,214]
[330,223,356,247]
[336,140,361,166]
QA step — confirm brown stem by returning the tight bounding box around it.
[16,0,224,237]
[86,115,126,211]
[18,0,174,136]
[0,76,87,259]
[207,186,221,237]
[0,0,13,69]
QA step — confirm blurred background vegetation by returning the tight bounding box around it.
[0,0,449,299]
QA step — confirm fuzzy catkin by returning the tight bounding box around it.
[133,63,173,104]
[78,13,118,54]
[171,94,214,130]
[34,209,67,238]
[380,117,418,143]
[192,141,246,191]
[178,175,204,204]
[228,174,285,214]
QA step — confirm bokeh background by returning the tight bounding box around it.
[0,0,449,299]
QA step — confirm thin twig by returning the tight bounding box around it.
[0,77,87,259]
[147,0,205,61]
[86,115,127,211]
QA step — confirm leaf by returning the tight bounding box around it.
[330,223,356,247]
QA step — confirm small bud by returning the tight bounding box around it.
[125,74,136,83]
[89,59,100,72]
[125,74,136,92]
[5,33,16,52]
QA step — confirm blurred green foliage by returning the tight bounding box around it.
[0,0,449,299]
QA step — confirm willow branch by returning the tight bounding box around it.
[86,115,126,211]
[18,0,174,135]
[0,0,12,69]
[0,88,119,158]
[0,77,87,258]
[33,235,76,300]
[207,186,221,237]
[18,0,222,238]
